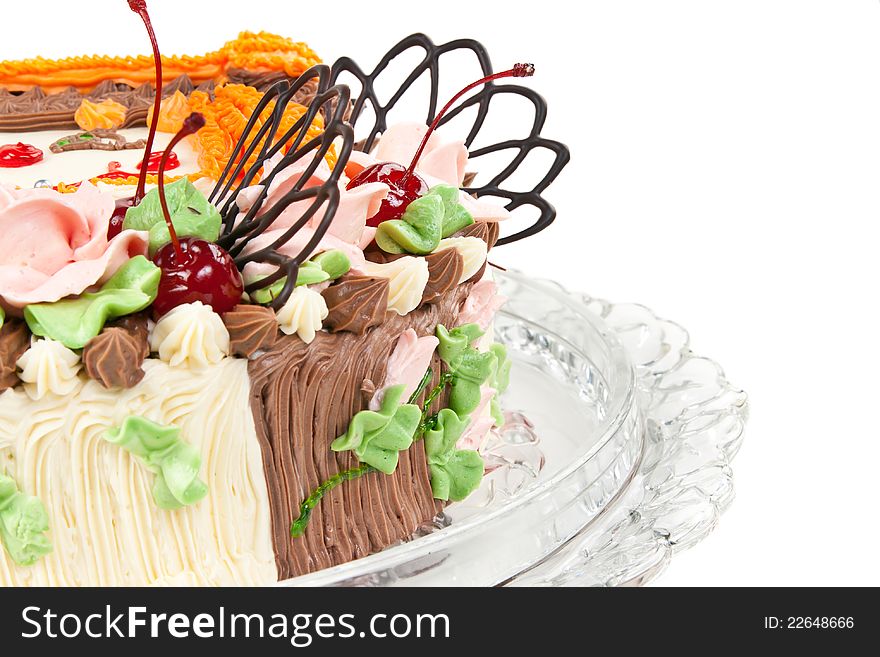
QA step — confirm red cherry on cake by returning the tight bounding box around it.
[107,197,135,239]
[152,237,243,318]
[346,63,535,226]
[347,162,428,226]
[149,112,242,317]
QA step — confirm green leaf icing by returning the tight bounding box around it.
[250,250,351,305]
[122,178,222,256]
[424,409,484,501]
[375,185,473,255]
[330,384,421,474]
[0,306,4,331]
[488,343,511,427]
[489,343,512,393]
[436,323,497,416]
[0,472,52,566]
[24,256,160,349]
[432,184,475,237]
[104,416,208,510]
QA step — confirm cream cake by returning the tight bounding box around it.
[0,1,567,586]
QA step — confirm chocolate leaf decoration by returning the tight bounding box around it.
[421,248,464,305]
[331,34,570,245]
[223,304,278,358]
[322,276,389,334]
[82,328,146,389]
[123,178,221,255]
[331,384,421,475]
[104,416,208,510]
[0,320,30,391]
[424,409,484,502]
[0,472,52,566]
[24,256,161,350]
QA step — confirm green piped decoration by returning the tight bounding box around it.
[0,472,52,566]
[375,185,474,255]
[436,323,497,416]
[489,343,512,427]
[424,409,484,501]
[24,256,160,349]
[104,416,208,510]
[330,384,421,475]
[123,178,222,256]
[0,306,4,331]
[250,249,351,305]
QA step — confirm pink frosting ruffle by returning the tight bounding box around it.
[0,182,148,309]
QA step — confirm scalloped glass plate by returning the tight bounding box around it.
[281,270,747,587]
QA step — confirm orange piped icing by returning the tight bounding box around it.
[146,90,190,134]
[0,32,321,94]
[187,84,335,184]
[74,98,128,130]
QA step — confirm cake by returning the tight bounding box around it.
[0,3,568,586]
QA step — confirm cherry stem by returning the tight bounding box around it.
[128,0,163,203]
[402,63,535,184]
[157,113,205,262]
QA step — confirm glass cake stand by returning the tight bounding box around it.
[283,270,748,587]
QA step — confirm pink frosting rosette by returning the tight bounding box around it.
[0,182,149,309]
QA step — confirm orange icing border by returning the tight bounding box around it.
[0,32,321,93]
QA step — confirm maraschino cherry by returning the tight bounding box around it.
[108,0,166,239]
[347,63,536,227]
[151,114,244,318]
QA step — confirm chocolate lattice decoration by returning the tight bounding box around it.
[212,64,353,309]
[330,33,570,245]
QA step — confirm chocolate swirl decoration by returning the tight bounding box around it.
[210,65,353,310]
[321,276,389,335]
[222,304,279,358]
[330,33,571,245]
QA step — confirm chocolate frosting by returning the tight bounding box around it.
[109,313,150,360]
[321,276,389,335]
[0,74,215,132]
[455,220,499,250]
[421,248,464,305]
[247,283,472,579]
[0,319,30,392]
[223,304,279,358]
[82,327,146,389]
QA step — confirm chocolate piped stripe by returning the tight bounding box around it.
[109,312,150,359]
[421,248,464,305]
[223,304,279,358]
[247,283,471,580]
[0,74,215,132]
[0,319,30,392]
[82,328,146,389]
[321,276,389,335]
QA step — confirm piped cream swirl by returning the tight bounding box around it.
[150,302,230,368]
[16,339,82,400]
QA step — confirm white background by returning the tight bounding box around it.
[3,0,879,586]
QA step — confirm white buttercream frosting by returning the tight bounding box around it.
[357,256,429,316]
[275,286,328,344]
[16,338,82,400]
[0,358,276,586]
[150,301,230,368]
[435,236,488,284]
